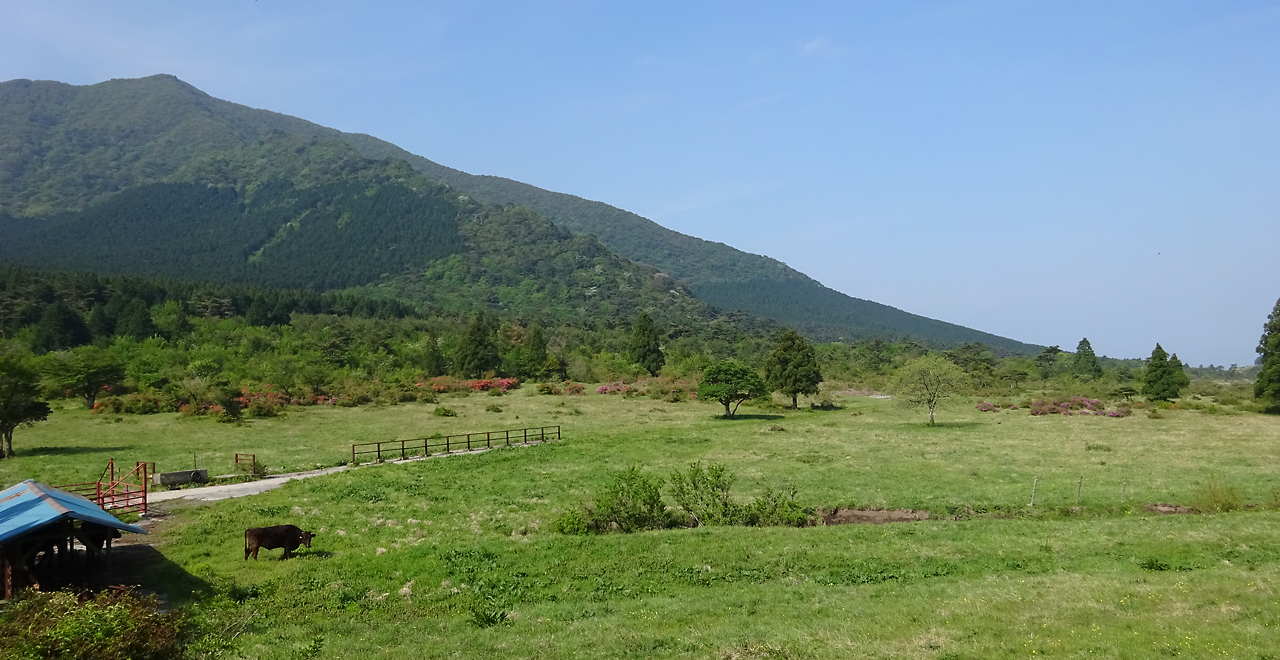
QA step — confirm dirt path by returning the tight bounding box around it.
[148,444,514,504]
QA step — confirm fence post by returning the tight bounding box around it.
[425,438,430,457]
[486,432,491,449]
[467,433,472,451]
[446,435,450,453]
[505,430,510,447]
[401,439,406,460]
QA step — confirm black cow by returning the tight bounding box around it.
[244,525,315,560]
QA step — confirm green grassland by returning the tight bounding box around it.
[7,393,1280,658]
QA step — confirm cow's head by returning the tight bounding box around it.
[300,530,316,548]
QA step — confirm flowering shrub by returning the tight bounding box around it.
[564,382,586,396]
[975,401,997,412]
[537,382,562,395]
[1028,397,1117,417]
[468,378,521,392]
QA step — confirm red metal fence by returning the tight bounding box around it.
[58,459,151,514]
[351,426,560,464]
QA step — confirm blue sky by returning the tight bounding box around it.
[3,1,1278,365]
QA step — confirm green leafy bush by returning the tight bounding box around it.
[669,462,742,526]
[744,486,811,527]
[0,589,180,660]
[485,404,503,413]
[584,466,671,533]
[433,406,457,417]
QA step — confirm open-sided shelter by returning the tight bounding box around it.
[0,479,146,599]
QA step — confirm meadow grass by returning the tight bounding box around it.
[5,392,1280,657]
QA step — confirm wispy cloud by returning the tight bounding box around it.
[739,92,788,110]
[799,36,843,58]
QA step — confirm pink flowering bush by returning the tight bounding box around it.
[975,401,997,412]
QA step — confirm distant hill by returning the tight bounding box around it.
[0,74,1038,352]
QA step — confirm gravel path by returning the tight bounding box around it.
[147,445,510,504]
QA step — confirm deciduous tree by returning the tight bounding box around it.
[891,354,970,425]
[697,360,767,418]
[40,345,126,408]
[763,329,822,408]
[0,352,51,459]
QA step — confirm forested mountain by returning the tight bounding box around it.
[0,74,1037,352]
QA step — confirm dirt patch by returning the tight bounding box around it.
[820,508,930,525]
[1146,502,1196,514]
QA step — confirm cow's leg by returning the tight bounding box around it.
[252,546,260,560]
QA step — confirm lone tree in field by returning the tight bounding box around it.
[626,312,665,376]
[763,329,823,408]
[697,360,767,418]
[0,352,51,459]
[1257,297,1280,412]
[1142,343,1189,401]
[40,346,126,409]
[1072,337,1103,379]
[891,354,970,426]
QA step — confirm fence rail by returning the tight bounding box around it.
[57,459,151,514]
[235,453,259,477]
[351,426,560,464]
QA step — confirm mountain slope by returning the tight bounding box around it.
[0,74,1037,352]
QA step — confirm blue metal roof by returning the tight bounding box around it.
[0,480,147,545]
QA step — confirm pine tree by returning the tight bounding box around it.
[626,312,665,376]
[763,329,823,408]
[525,325,549,378]
[1256,297,1280,410]
[423,335,447,378]
[115,298,158,341]
[1072,338,1103,379]
[1142,343,1187,401]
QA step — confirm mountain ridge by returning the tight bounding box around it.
[0,74,1039,353]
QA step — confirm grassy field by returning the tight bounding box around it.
[7,391,1280,658]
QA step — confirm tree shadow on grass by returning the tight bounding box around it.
[906,421,985,429]
[711,414,786,421]
[21,445,132,457]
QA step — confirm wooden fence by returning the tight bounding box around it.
[58,459,152,514]
[350,426,560,464]
[235,453,259,477]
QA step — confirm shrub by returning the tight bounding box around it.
[485,404,503,413]
[975,401,997,412]
[564,382,585,396]
[584,466,670,533]
[744,486,811,527]
[0,589,180,660]
[553,509,590,535]
[669,462,743,526]
[663,388,686,403]
[486,387,505,397]
[809,394,841,410]
[416,389,438,403]
[433,406,458,417]
[536,382,562,395]
[1191,475,1244,513]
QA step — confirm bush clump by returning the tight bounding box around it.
[433,405,458,417]
[0,589,180,660]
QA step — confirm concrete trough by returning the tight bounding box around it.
[154,469,209,488]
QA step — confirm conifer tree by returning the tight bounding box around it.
[1072,338,1103,379]
[763,329,823,408]
[423,335,447,378]
[1142,343,1187,401]
[526,325,549,378]
[31,301,90,354]
[1256,297,1280,411]
[455,312,500,378]
[115,298,158,341]
[626,312,665,376]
